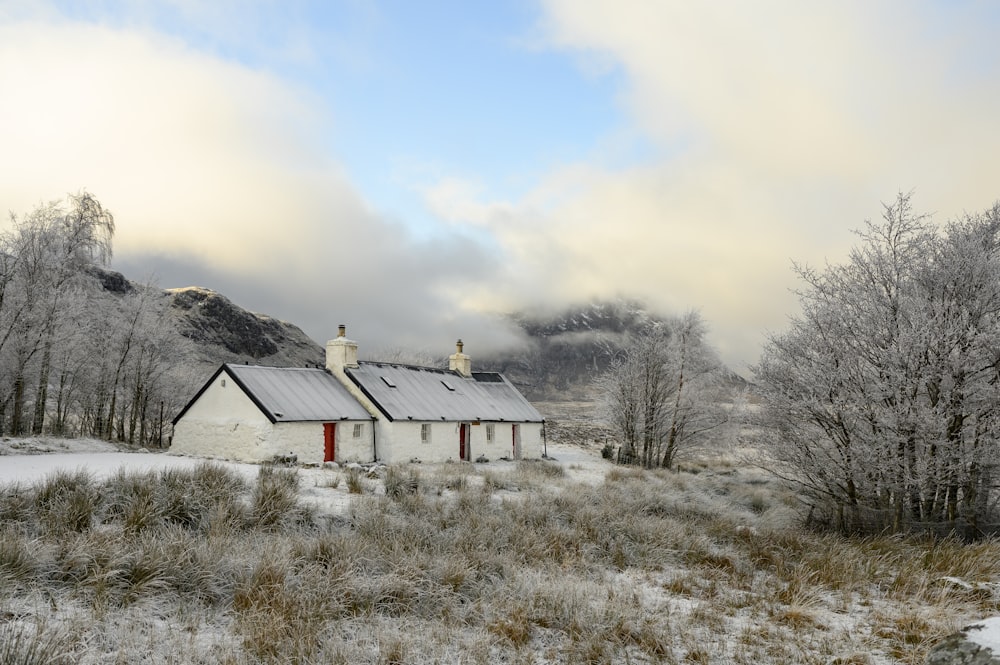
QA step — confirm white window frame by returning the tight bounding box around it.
[353,423,364,439]
[486,423,495,443]
[421,423,431,444]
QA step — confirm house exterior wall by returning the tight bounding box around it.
[268,421,371,465]
[472,421,544,460]
[519,422,545,458]
[268,422,324,464]
[171,371,374,463]
[375,420,545,463]
[334,421,375,463]
[171,373,274,462]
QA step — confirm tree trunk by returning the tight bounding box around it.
[11,375,25,436]
[31,342,52,434]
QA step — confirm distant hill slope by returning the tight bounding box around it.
[90,268,323,384]
[478,300,670,401]
[166,286,323,373]
[479,300,750,402]
[94,269,736,406]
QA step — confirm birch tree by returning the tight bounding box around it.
[599,312,727,469]
[754,193,1000,537]
[0,193,114,434]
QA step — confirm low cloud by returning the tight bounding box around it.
[5,4,1000,372]
[421,0,1000,369]
[0,18,527,357]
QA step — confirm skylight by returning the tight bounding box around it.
[441,380,456,391]
[381,376,397,388]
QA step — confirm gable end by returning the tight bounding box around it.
[172,364,278,426]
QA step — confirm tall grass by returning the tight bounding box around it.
[0,455,995,663]
[0,622,72,665]
[251,466,302,529]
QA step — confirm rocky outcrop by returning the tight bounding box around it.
[86,266,134,294]
[167,286,322,365]
[926,619,1000,664]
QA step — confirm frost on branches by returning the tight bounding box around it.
[755,193,1000,537]
[598,311,728,470]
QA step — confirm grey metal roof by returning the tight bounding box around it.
[225,364,372,422]
[345,362,543,423]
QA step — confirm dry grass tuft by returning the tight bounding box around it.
[1,445,999,663]
[345,466,365,494]
[0,621,74,665]
[384,465,420,500]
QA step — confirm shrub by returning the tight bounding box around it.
[104,469,162,534]
[233,557,326,662]
[346,467,365,494]
[34,469,99,534]
[0,483,33,526]
[251,466,300,529]
[384,466,420,500]
[0,532,36,585]
[516,459,566,485]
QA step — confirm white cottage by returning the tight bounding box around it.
[170,364,375,464]
[327,329,545,463]
[171,327,545,464]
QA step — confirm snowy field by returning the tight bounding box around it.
[2,436,999,663]
[0,436,611,518]
[0,436,607,483]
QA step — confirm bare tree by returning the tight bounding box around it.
[0,193,114,434]
[598,312,727,469]
[754,193,1000,537]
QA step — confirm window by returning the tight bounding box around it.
[381,376,397,388]
[441,380,455,391]
[486,424,495,443]
[353,423,364,439]
[421,423,431,444]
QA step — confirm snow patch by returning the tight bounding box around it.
[966,617,1000,656]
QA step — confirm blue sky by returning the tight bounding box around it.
[2,1,1000,370]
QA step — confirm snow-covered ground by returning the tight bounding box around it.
[0,437,608,483]
[3,436,998,662]
[0,436,612,518]
[0,438,259,484]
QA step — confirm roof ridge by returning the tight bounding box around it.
[358,360,450,374]
[225,363,326,372]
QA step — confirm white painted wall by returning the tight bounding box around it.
[171,372,273,462]
[334,421,375,463]
[171,371,373,464]
[374,419,545,463]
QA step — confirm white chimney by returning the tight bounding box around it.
[326,324,358,374]
[448,339,472,377]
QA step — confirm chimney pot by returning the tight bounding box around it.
[327,325,358,373]
[448,338,471,377]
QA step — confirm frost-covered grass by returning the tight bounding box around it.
[0,447,997,663]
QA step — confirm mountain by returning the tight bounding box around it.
[478,299,670,401]
[94,269,732,405]
[88,268,324,384]
[166,286,323,372]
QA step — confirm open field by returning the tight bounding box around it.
[0,437,998,663]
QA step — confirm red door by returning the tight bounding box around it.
[459,423,469,461]
[324,423,336,462]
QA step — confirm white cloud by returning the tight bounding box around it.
[7,2,1000,372]
[0,17,528,356]
[422,0,1000,368]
